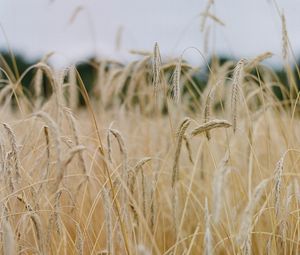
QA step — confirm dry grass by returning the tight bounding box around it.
[0,8,300,255]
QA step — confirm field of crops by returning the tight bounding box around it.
[0,1,300,255]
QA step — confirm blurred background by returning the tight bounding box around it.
[0,0,299,67]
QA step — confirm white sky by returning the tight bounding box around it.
[0,0,299,67]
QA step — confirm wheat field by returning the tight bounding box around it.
[0,5,300,255]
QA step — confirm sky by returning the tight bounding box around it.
[0,0,299,67]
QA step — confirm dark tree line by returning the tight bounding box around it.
[0,50,299,107]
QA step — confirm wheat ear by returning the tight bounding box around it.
[281,13,288,60]
[152,42,162,92]
[274,155,284,217]
[171,60,181,104]
[191,119,231,137]
[3,123,20,183]
[75,223,83,255]
[231,59,246,132]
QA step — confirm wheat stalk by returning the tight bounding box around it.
[172,118,191,236]
[274,155,284,217]
[16,196,45,254]
[3,123,20,183]
[136,157,151,220]
[190,119,231,137]
[203,87,216,140]
[294,179,300,203]
[128,157,151,227]
[171,60,181,104]
[69,5,84,24]
[34,111,62,192]
[1,217,15,255]
[128,168,139,227]
[55,145,85,189]
[43,126,50,178]
[204,198,212,255]
[108,128,129,225]
[152,42,162,92]
[203,26,211,54]
[109,128,128,174]
[172,118,191,188]
[0,136,6,173]
[54,190,63,235]
[75,223,83,255]
[183,135,194,164]
[279,182,292,251]
[231,59,246,133]
[4,152,15,192]
[34,68,43,100]
[102,187,113,255]
[200,0,214,32]
[246,52,273,70]
[212,152,230,223]
[281,13,288,60]
[106,122,115,164]
[237,179,268,254]
[150,162,159,233]
[200,12,225,27]
[65,108,87,174]
[69,65,78,110]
